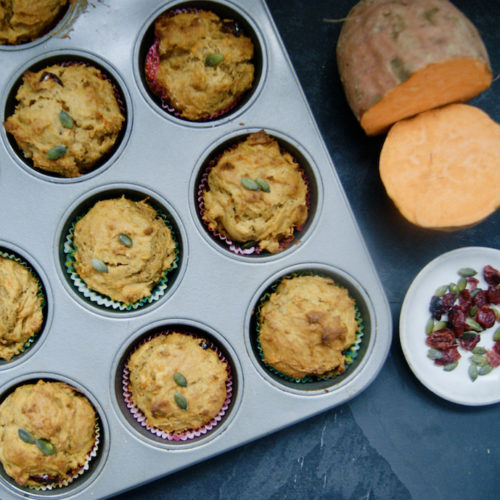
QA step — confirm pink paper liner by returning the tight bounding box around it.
[122,332,233,441]
[197,139,312,255]
[143,7,246,121]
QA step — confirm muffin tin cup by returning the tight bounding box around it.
[0,373,108,498]
[1,49,132,183]
[0,1,392,498]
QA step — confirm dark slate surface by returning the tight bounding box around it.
[112,1,500,498]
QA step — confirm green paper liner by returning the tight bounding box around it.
[0,250,46,361]
[254,271,365,383]
[63,205,179,311]
[28,419,101,491]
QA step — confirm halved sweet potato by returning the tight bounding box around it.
[379,103,500,230]
[337,0,492,135]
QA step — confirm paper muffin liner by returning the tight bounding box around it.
[0,250,46,361]
[254,271,365,383]
[63,205,180,311]
[144,8,248,122]
[122,331,233,441]
[28,419,101,491]
[197,139,312,255]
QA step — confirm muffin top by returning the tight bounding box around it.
[153,9,254,120]
[0,256,43,361]
[202,130,309,253]
[0,380,96,488]
[127,333,228,434]
[258,275,358,379]
[3,63,125,177]
[0,0,68,45]
[73,197,177,305]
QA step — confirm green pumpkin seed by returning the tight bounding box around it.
[434,285,449,297]
[457,277,467,292]
[91,258,108,273]
[472,346,487,355]
[458,267,477,277]
[468,364,478,382]
[478,364,493,376]
[36,438,55,456]
[18,428,35,444]
[173,372,187,387]
[118,233,133,247]
[470,354,487,366]
[427,348,442,360]
[470,288,481,298]
[494,327,500,342]
[443,362,458,372]
[433,320,447,331]
[461,331,478,340]
[46,145,67,160]
[425,316,435,335]
[241,177,260,190]
[469,305,478,317]
[465,317,482,332]
[59,110,74,129]
[174,392,188,410]
[491,307,499,319]
[255,177,270,192]
[449,282,458,294]
[205,52,224,66]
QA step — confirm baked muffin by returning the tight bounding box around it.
[0,380,97,488]
[258,275,358,380]
[201,130,309,253]
[72,197,177,306]
[147,9,254,120]
[3,63,125,177]
[0,0,68,45]
[0,255,44,361]
[126,332,229,434]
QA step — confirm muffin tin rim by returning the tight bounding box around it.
[0,371,110,499]
[108,317,243,451]
[188,125,324,261]
[131,0,269,128]
[243,261,377,396]
[0,48,134,184]
[53,181,188,318]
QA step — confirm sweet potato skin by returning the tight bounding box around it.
[379,104,500,230]
[337,0,492,135]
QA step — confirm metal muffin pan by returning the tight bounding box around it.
[0,0,392,498]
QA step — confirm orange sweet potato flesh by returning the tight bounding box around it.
[337,0,493,136]
[379,103,500,230]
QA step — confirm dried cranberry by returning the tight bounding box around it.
[467,277,479,290]
[494,341,500,356]
[486,285,500,305]
[459,334,480,351]
[448,307,466,336]
[472,289,488,308]
[429,295,444,320]
[476,306,496,329]
[486,346,500,367]
[442,292,457,312]
[483,265,500,286]
[434,347,461,366]
[458,289,472,313]
[426,328,456,350]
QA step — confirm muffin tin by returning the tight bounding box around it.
[0,0,392,498]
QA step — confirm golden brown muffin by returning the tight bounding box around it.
[152,9,254,120]
[72,197,177,305]
[258,275,358,379]
[0,380,96,488]
[127,333,228,434]
[3,63,125,177]
[0,256,43,361]
[0,0,68,45]
[202,130,308,253]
